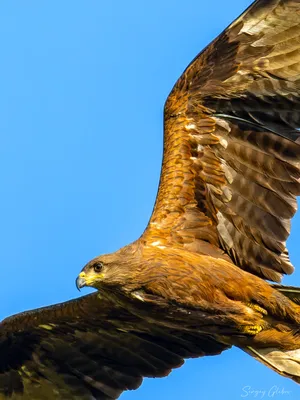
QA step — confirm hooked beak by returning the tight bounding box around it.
[76,272,86,291]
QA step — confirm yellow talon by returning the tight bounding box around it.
[241,325,263,335]
[245,302,268,315]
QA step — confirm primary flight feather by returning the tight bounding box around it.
[2,0,300,398]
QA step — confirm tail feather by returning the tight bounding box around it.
[241,285,300,384]
[243,346,300,384]
[272,284,300,305]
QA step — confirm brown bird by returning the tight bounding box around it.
[1,0,300,398]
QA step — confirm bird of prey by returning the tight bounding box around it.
[2,0,300,398]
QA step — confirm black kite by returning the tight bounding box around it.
[2,0,300,398]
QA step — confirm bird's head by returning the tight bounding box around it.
[76,257,107,290]
[76,243,142,291]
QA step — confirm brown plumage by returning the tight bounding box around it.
[2,0,300,398]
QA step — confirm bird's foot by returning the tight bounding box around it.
[245,302,268,315]
[241,324,263,335]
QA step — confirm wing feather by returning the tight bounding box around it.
[143,0,300,281]
[0,294,228,399]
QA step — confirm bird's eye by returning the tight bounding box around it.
[94,262,103,273]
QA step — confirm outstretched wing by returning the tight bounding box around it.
[0,294,228,399]
[143,0,300,282]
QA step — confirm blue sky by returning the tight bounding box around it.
[0,0,300,399]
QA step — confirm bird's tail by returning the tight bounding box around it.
[271,284,300,306]
[243,345,300,384]
[240,285,300,384]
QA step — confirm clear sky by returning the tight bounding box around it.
[0,1,300,399]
